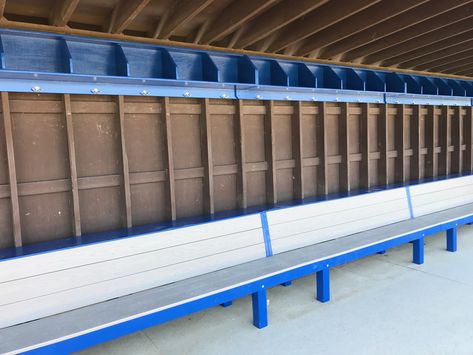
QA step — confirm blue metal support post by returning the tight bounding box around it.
[447,227,458,252]
[252,286,268,329]
[316,268,330,303]
[413,238,424,264]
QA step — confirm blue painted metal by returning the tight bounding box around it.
[18,211,473,354]
[447,227,458,252]
[413,238,425,265]
[220,301,233,308]
[405,186,414,219]
[0,29,472,105]
[260,211,273,257]
[252,287,268,329]
[280,281,292,287]
[316,268,330,303]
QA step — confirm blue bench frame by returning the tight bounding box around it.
[19,217,467,354]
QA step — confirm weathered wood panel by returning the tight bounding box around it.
[0,94,471,248]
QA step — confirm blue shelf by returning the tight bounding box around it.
[0,28,471,105]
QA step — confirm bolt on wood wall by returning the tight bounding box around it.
[0,93,472,249]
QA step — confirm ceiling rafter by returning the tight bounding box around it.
[234,0,328,49]
[267,0,379,53]
[414,48,473,71]
[157,0,214,40]
[296,0,427,57]
[381,29,473,67]
[429,52,473,73]
[399,40,473,70]
[0,0,5,19]
[50,0,80,27]
[319,0,468,60]
[342,3,473,63]
[108,0,151,34]
[199,0,278,45]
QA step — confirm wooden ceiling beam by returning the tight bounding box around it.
[319,0,468,60]
[234,0,328,49]
[414,48,473,72]
[381,29,473,67]
[267,0,379,53]
[199,0,278,45]
[399,40,473,70]
[296,0,427,57]
[0,0,6,19]
[452,67,473,76]
[50,0,80,27]
[158,0,214,40]
[430,53,473,73]
[108,0,151,34]
[343,3,473,63]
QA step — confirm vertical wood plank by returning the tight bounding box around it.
[292,101,304,200]
[451,106,462,174]
[463,106,473,173]
[117,95,132,228]
[162,97,176,220]
[360,103,370,189]
[377,104,388,186]
[235,100,247,209]
[410,105,421,181]
[265,100,277,205]
[425,105,435,178]
[394,104,405,183]
[317,102,328,195]
[339,102,350,192]
[438,105,449,176]
[1,92,21,247]
[63,94,81,236]
[201,98,214,214]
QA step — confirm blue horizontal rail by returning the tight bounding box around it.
[0,29,472,105]
[21,214,470,354]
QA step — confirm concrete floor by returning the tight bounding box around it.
[79,226,473,355]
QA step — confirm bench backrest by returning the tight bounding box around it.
[0,214,266,328]
[409,175,473,217]
[266,187,411,254]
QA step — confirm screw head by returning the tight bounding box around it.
[140,90,150,96]
[312,97,316,101]
[256,94,263,100]
[90,88,101,94]
[31,86,42,93]
[183,91,191,97]
[220,93,229,99]
[285,96,291,100]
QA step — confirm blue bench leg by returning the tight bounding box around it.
[280,281,292,287]
[220,301,232,307]
[252,287,268,329]
[413,238,424,265]
[316,268,330,303]
[447,227,457,252]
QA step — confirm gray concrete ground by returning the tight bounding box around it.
[79,226,473,355]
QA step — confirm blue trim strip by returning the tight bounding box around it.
[16,213,473,355]
[260,212,273,257]
[405,186,415,219]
